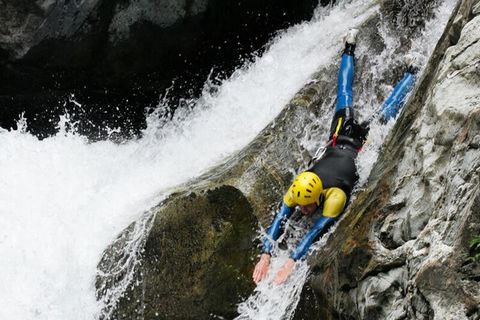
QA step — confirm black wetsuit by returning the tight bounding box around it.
[308,144,358,195]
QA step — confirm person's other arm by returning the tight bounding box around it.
[253,188,296,284]
[274,188,346,284]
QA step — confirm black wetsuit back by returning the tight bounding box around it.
[308,145,358,195]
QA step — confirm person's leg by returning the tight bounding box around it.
[379,71,416,121]
[336,51,355,111]
[377,53,419,121]
[330,29,358,142]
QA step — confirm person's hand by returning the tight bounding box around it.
[274,258,295,285]
[253,253,271,284]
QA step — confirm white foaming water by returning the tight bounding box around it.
[0,1,378,319]
[237,256,310,320]
[237,0,457,319]
[237,221,338,320]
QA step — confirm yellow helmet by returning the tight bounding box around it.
[287,171,323,206]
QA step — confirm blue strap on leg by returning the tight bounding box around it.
[380,72,416,121]
[336,53,355,111]
[290,216,336,261]
[262,203,294,254]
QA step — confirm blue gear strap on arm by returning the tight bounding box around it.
[262,203,294,254]
[380,72,416,121]
[290,216,336,261]
[336,53,355,111]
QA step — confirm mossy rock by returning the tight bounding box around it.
[100,185,257,320]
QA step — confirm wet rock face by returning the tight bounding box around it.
[0,0,321,139]
[380,0,441,38]
[309,2,480,319]
[97,185,257,319]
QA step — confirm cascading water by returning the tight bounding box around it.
[235,1,456,319]
[0,0,455,319]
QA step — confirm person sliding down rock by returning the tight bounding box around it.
[252,28,419,285]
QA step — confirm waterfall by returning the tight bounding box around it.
[0,0,455,319]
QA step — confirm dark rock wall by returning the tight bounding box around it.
[0,0,325,139]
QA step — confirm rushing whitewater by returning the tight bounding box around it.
[0,0,455,319]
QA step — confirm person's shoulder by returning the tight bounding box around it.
[283,187,296,208]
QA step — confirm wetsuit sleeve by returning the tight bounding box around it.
[380,72,416,121]
[262,202,294,254]
[290,188,347,261]
[290,216,336,261]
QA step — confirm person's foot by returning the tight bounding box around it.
[405,52,422,74]
[344,28,359,45]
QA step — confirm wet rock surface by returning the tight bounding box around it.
[0,0,322,139]
[308,1,480,319]
[97,186,258,319]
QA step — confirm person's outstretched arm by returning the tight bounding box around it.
[261,203,294,254]
[253,201,294,284]
[289,216,336,261]
[274,188,346,284]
